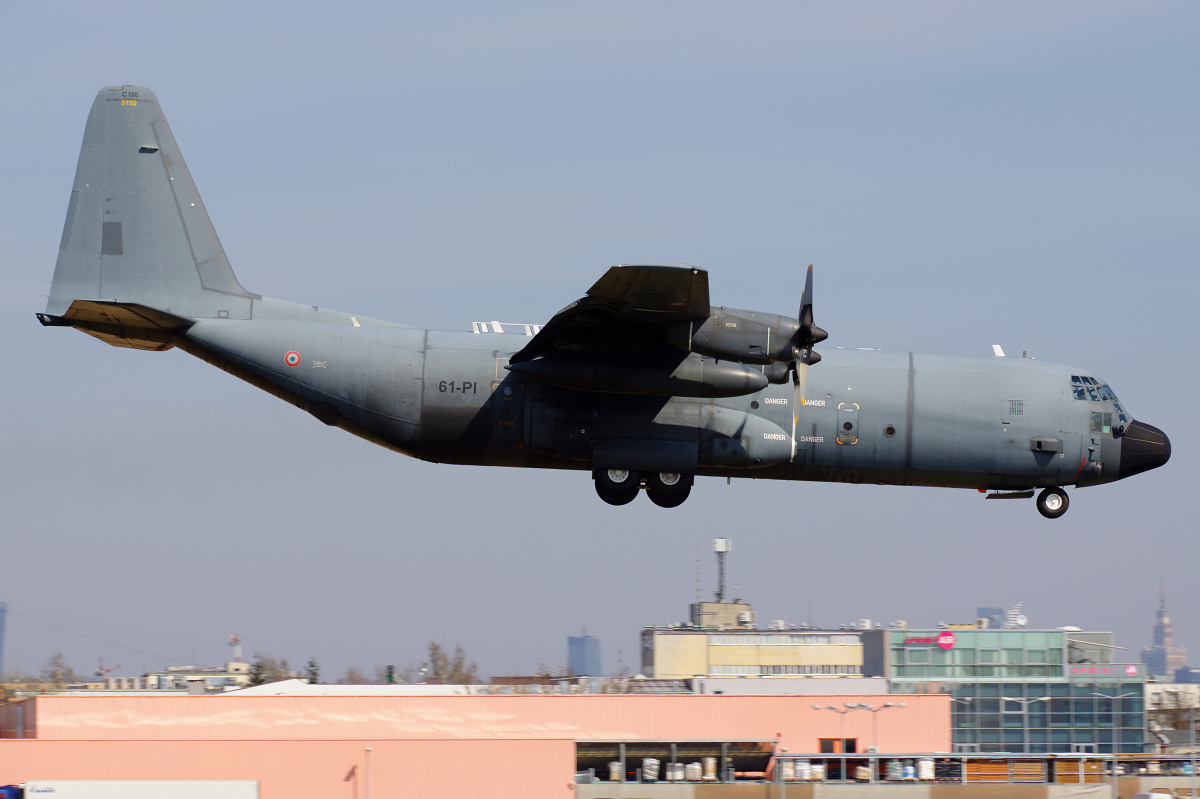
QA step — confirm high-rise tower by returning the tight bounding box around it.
[568,629,602,677]
[1141,582,1188,677]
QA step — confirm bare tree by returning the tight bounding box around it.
[40,651,77,686]
[427,642,479,684]
[338,666,371,685]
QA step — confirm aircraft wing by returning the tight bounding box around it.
[510,265,709,364]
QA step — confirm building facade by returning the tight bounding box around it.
[0,692,951,797]
[883,627,1147,754]
[643,627,867,679]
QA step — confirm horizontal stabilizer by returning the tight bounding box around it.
[38,300,192,350]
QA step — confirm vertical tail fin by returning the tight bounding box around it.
[46,85,258,322]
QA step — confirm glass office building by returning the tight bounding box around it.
[883,628,1147,753]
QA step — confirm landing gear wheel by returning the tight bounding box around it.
[646,472,693,508]
[1036,487,1069,519]
[594,468,641,506]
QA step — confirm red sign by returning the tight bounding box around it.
[1070,665,1140,677]
[902,632,956,649]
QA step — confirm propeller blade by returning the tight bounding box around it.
[799,264,815,330]
[791,374,799,461]
[790,361,807,462]
[788,265,824,463]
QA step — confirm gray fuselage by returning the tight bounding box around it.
[179,297,1123,493]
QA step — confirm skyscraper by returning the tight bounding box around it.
[568,629,602,677]
[1141,583,1187,677]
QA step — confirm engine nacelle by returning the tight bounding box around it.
[507,353,768,398]
[667,307,799,365]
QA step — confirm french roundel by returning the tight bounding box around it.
[284,351,301,367]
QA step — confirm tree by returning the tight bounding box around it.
[427,642,479,684]
[40,651,77,686]
[247,654,292,686]
[337,666,370,685]
[305,657,321,685]
[248,654,267,686]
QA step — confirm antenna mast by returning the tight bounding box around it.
[714,538,731,603]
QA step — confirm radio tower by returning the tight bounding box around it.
[228,634,243,663]
[714,538,731,603]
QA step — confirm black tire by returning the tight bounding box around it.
[594,468,641,506]
[646,472,693,508]
[1036,487,1069,519]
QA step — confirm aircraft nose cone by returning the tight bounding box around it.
[1119,420,1171,479]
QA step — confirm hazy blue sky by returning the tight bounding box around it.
[3,2,1197,681]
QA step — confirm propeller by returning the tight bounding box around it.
[788,265,828,460]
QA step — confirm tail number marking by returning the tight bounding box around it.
[438,381,477,394]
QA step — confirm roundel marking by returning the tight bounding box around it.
[284,350,302,367]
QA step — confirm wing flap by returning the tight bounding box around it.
[511,265,709,364]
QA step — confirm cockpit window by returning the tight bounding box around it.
[1072,376,1128,425]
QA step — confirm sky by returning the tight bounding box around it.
[2,2,1197,682]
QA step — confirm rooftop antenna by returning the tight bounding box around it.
[228,634,243,663]
[714,538,731,603]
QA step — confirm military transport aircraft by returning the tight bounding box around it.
[39,86,1171,517]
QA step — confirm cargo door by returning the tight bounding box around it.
[490,376,525,449]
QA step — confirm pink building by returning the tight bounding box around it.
[0,692,949,797]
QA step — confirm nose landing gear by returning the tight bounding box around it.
[1036,486,1070,519]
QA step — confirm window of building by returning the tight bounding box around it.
[908,648,931,664]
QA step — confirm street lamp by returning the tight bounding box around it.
[814,703,862,779]
[1004,697,1050,706]
[364,747,373,799]
[1091,691,1140,792]
[1002,697,1048,753]
[850,702,907,752]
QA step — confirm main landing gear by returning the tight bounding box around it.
[1036,486,1069,519]
[593,469,694,508]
